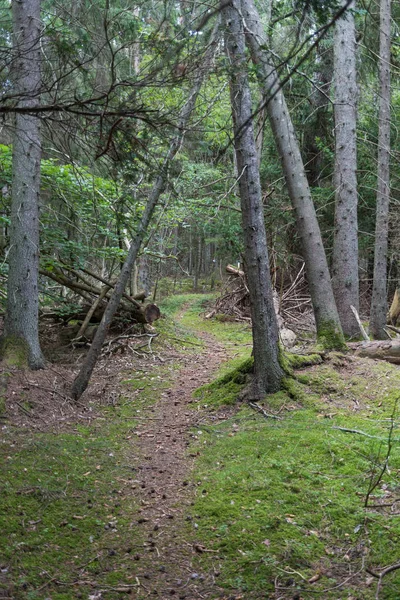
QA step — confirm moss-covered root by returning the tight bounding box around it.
[280,350,324,375]
[215,357,254,385]
[316,321,347,351]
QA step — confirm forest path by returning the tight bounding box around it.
[129,311,232,599]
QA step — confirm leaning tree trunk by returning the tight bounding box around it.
[1,0,45,369]
[369,0,391,339]
[222,0,283,397]
[331,0,360,337]
[71,19,221,401]
[241,0,344,349]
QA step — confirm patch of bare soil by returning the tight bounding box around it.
[127,331,236,600]
[0,319,168,431]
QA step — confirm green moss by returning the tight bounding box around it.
[0,335,29,368]
[0,314,192,599]
[217,357,254,385]
[327,351,348,367]
[190,401,400,599]
[280,350,323,374]
[282,376,320,407]
[194,357,254,407]
[316,321,347,351]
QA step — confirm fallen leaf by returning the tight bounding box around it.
[308,572,321,583]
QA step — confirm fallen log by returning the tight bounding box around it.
[348,339,400,364]
[76,285,110,339]
[40,267,157,325]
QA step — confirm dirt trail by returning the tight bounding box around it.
[129,330,231,599]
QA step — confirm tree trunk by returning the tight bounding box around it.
[332,0,360,337]
[1,0,44,369]
[388,288,400,325]
[222,0,283,397]
[369,0,391,339]
[303,45,332,187]
[70,18,221,400]
[241,0,344,349]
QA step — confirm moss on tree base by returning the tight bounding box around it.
[0,335,30,368]
[316,321,347,351]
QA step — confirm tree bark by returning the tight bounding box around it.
[332,0,360,337]
[303,45,332,187]
[70,18,221,400]
[1,0,45,369]
[222,0,283,396]
[388,288,400,325]
[369,0,391,339]
[241,0,344,349]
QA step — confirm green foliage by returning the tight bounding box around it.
[0,145,138,269]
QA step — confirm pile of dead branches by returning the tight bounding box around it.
[278,263,314,332]
[207,263,314,333]
[206,265,251,321]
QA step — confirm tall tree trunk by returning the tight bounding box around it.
[303,43,332,187]
[332,0,360,337]
[241,0,344,349]
[369,0,391,339]
[1,0,44,369]
[222,0,283,397]
[71,19,221,401]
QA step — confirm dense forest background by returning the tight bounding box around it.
[0,0,399,386]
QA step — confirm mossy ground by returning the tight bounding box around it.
[0,364,176,599]
[0,296,198,600]
[2,295,400,600]
[188,337,400,598]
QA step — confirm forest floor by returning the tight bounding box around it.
[1,294,400,600]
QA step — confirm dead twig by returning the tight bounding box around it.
[248,402,281,420]
[366,562,400,600]
[332,426,376,438]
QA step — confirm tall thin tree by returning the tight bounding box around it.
[332,0,360,337]
[369,0,391,339]
[241,0,344,349]
[1,0,44,368]
[222,0,283,396]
